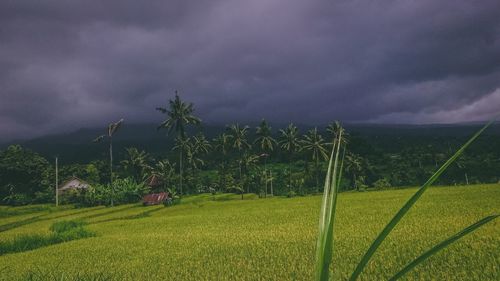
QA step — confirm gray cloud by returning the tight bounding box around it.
[1,0,500,140]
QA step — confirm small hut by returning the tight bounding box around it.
[143,192,169,205]
[58,177,90,194]
[142,174,168,205]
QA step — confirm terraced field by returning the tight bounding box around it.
[0,184,499,280]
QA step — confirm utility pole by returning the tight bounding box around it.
[270,170,273,196]
[264,170,267,198]
[109,136,114,207]
[55,157,59,207]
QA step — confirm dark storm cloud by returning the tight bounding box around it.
[1,0,500,140]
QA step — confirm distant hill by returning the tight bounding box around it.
[2,122,499,164]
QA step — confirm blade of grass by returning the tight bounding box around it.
[389,215,499,280]
[349,120,494,281]
[336,145,346,189]
[315,131,343,281]
[315,137,336,280]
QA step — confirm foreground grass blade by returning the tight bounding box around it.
[389,215,499,280]
[336,145,346,189]
[315,132,343,281]
[349,120,494,281]
[315,138,336,280]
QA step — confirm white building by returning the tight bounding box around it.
[58,177,90,193]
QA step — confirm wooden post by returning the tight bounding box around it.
[55,157,59,207]
[270,170,273,196]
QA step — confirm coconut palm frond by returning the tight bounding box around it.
[92,135,105,143]
[156,107,167,113]
[108,119,124,137]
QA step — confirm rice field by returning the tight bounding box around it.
[0,184,499,280]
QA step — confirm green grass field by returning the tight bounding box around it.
[0,184,499,280]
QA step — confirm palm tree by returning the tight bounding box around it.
[254,119,277,152]
[187,142,205,178]
[279,123,300,192]
[301,128,328,192]
[171,136,192,195]
[345,153,363,191]
[213,133,231,156]
[157,92,201,196]
[185,133,211,191]
[213,133,231,190]
[121,147,150,182]
[93,118,124,206]
[192,133,211,155]
[227,124,251,181]
[254,119,277,196]
[152,160,175,191]
[456,154,470,185]
[326,120,349,145]
[239,152,260,193]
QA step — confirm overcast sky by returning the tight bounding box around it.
[1,0,500,140]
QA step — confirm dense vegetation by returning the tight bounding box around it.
[1,94,500,205]
[0,184,498,280]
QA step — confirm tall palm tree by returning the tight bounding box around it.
[254,119,277,152]
[192,133,211,155]
[186,133,211,190]
[120,147,150,182]
[157,92,201,196]
[301,128,328,192]
[227,124,251,181]
[279,123,300,192]
[326,120,349,145]
[345,153,363,191]
[213,133,231,156]
[213,133,231,190]
[171,136,192,195]
[186,148,205,178]
[93,118,124,206]
[239,152,260,194]
[254,119,277,196]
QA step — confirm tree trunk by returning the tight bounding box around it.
[315,158,319,193]
[110,137,114,207]
[354,172,358,191]
[238,151,242,182]
[264,157,267,198]
[55,157,58,207]
[270,170,273,196]
[264,171,267,198]
[465,172,469,185]
[288,156,292,193]
[179,149,183,197]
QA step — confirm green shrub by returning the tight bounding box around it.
[111,178,148,205]
[0,220,94,256]
[373,178,391,189]
[1,193,32,206]
[50,220,86,233]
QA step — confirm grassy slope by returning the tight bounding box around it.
[0,184,498,280]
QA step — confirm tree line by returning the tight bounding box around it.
[1,93,500,205]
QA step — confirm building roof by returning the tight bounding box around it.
[143,192,168,205]
[58,176,90,191]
